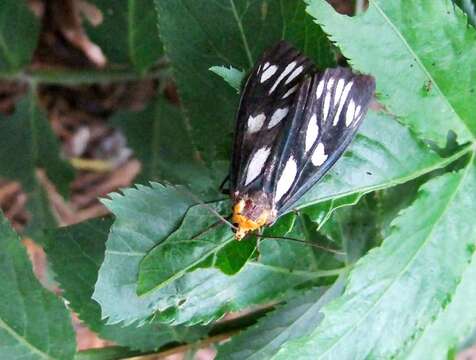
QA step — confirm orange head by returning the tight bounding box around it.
[231,192,276,240]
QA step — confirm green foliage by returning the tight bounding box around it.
[92,183,333,326]
[111,96,225,198]
[0,0,39,72]
[44,218,209,351]
[307,0,476,147]
[85,0,163,73]
[154,0,335,163]
[133,110,455,297]
[455,0,476,27]
[92,183,195,324]
[404,252,476,359]
[2,0,476,358]
[0,93,74,236]
[0,212,75,359]
[280,0,337,68]
[216,282,344,360]
[209,65,245,93]
[274,164,476,359]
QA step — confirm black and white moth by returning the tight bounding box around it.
[229,41,375,240]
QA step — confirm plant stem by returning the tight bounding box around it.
[0,63,170,85]
[75,307,274,360]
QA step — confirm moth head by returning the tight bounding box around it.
[231,192,276,240]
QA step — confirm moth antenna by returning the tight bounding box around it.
[175,186,238,231]
[255,234,345,255]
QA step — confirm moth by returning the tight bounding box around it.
[228,41,375,240]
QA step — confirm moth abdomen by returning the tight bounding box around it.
[231,191,276,240]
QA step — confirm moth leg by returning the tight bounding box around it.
[219,175,230,195]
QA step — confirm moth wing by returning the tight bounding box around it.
[230,41,315,194]
[269,67,376,215]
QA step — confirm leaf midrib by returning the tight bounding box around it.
[314,156,474,359]
[140,232,235,295]
[0,315,53,360]
[294,144,472,211]
[229,0,253,67]
[371,0,475,141]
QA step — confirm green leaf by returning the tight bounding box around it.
[92,182,336,326]
[86,0,163,72]
[214,235,257,274]
[74,346,141,360]
[106,109,463,325]
[0,93,74,236]
[111,96,224,198]
[404,249,476,359]
[0,94,73,195]
[154,264,323,326]
[154,0,335,162]
[0,0,40,72]
[274,161,476,360]
[318,194,381,265]
[280,0,336,68]
[0,212,75,359]
[45,218,208,351]
[92,183,196,324]
[455,0,476,27]
[134,111,459,316]
[216,281,344,360]
[209,65,245,92]
[301,192,362,229]
[137,201,233,295]
[293,111,460,210]
[259,215,343,275]
[306,0,476,146]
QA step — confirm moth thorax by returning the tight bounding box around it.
[231,191,276,240]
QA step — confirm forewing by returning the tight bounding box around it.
[270,67,376,215]
[230,41,315,193]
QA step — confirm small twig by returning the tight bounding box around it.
[76,306,274,360]
[126,332,237,360]
[0,60,171,86]
[69,157,115,172]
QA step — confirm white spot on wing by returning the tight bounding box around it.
[305,114,319,152]
[285,65,304,84]
[269,61,297,94]
[275,157,297,202]
[346,99,356,126]
[322,77,335,122]
[334,79,345,106]
[247,113,266,133]
[315,80,324,99]
[268,108,289,128]
[333,81,354,126]
[263,62,270,71]
[261,65,278,83]
[312,143,328,166]
[245,147,271,185]
[282,85,298,99]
